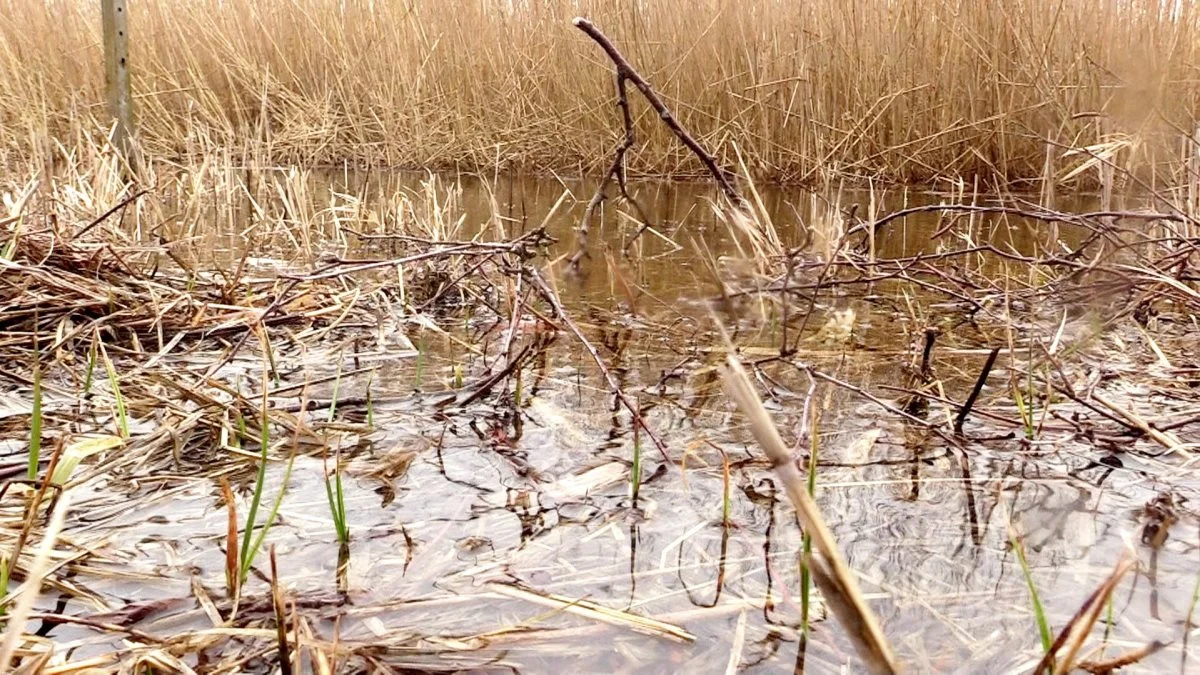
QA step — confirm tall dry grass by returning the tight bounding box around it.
[1,0,1198,186]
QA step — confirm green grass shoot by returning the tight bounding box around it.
[1025,345,1037,436]
[82,338,97,395]
[1011,531,1054,656]
[324,448,349,544]
[324,356,350,543]
[236,411,247,447]
[97,338,129,438]
[414,332,426,388]
[243,449,296,582]
[237,375,292,584]
[1012,383,1034,440]
[630,410,642,504]
[1186,566,1200,638]
[1103,589,1115,644]
[261,329,279,387]
[0,557,8,617]
[238,416,271,581]
[800,410,819,636]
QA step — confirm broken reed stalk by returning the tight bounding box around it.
[2,441,68,612]
[954,347,1000,434]
[901,327,938,416]
[219,477,240,600]
[1089,393,1187,455]
[486,582,695,642]
[269,546,293,675]
[570,17,744,268]
[719,355,898,674]
[1077,640,1167,674]
[0,492,71,674]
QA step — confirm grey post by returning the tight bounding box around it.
[101,0,133,166]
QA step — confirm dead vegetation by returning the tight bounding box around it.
[0,159,573,671]
[3,0,1200,185]
[0,138,1195,671]
[1,8,1199,667]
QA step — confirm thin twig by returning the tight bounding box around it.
[525,267,672,462]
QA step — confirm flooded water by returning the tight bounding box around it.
[26,171,1200,672]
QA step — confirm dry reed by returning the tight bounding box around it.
[2,0,1199,185]
[719,352,899,673]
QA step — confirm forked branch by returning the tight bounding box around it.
[570,17,744,271]
[568,72,652,272]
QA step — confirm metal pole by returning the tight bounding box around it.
[101,0,133,167]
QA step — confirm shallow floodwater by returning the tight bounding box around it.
[43,172,1200,672]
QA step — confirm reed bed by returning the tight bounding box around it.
[3,0,1200,185]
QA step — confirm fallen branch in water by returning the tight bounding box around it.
[525,266,673,463]
[859,203,1191,238]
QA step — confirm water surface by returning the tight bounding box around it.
[32,171,1200,672]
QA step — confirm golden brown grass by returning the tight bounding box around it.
[1,0,1199,185]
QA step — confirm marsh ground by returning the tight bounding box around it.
[2,167,1196,672]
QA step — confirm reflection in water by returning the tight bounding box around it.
[60,169,1200,672]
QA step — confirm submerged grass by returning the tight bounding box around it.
[3,1,1200,184]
